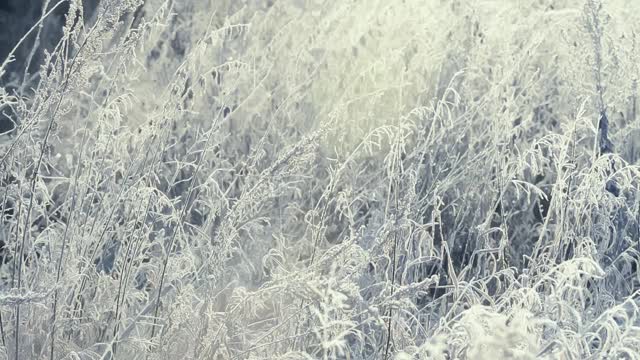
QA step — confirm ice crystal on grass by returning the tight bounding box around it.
[1,0,640,359]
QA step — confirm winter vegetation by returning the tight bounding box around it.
[1,0,640,358]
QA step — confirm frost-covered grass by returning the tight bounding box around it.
[1,0,640,359]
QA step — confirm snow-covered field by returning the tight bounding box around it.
[1,0,640,358]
